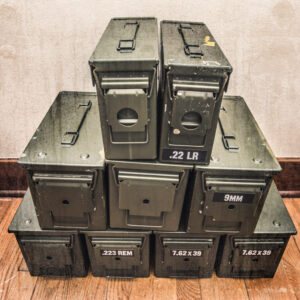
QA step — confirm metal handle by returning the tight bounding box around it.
[219,107,239,152]
[117,170,180,184]
[178,23,203,58]
[61,101,92,146]
[117,21,140,53]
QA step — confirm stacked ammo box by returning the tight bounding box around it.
[9,18,296,279]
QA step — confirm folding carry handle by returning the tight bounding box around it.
[117,21,140,53]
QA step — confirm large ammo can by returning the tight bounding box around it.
[216,182,297,278]
[186,95,281,234]
[8,190,88,277]
[159,21,232,165]
[154,231,219,278]
[89,18,159,160]
[107,160,193,231]
[82,230,150,278]
[18,91,107,230]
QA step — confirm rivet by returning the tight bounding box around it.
[80,153,90,160]
[32,136,37,140]
[273,220,281,227]
[212,218,216,222]
[20,153,26,158]
[199,210,202,214]
[252,158,262,164]
[173,128,180,135]
[38,152,47,158]
[25,219,31,225]
[211,156,219,163]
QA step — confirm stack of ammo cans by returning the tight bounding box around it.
[9,18,296,279]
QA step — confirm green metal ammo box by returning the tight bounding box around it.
[89,18,159,159]
[82,230,151,278]
[216,181,297,278]
[8,190,88,277]
[107,160,193,231]
[154,231,220,278]
[186,95,281,234]
[18,91,107,230]
[159,21,232,164]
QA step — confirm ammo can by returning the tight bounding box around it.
[186,95,281,234]
[89,18,159,160]
[154,231,220,278]
[159,21,232,165]
[82,230,150,278]
[216,182,297,278]
[8,190,88,277]
[18,91,107,230]
[107,160,193,231]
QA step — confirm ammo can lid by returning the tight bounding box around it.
[161,21,232,74]
[18,91,105,168]
[8,189,76,233]
[254,181,297,235]
[196,96,281,174]
[89,18,159,68]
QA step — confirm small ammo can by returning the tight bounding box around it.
[154,231,220,278]
[8,190,88,277]
[159,21,232,165]
[18,91,107,230]
[216,182,297,278]
[89,18,159,160]
[107,160,193,231]
[186,95,281,234]
[82,230,150,278]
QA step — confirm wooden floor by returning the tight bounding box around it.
[0,198,299,300]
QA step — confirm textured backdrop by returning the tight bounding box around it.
[0,0,299,158]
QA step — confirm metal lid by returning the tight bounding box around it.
[8,189,76,233]
[196,96,281,173]
[18,91,105,168]
[161,21,232,73]
[254,181,297,235]
[89,18,159,65]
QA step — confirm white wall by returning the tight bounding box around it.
[0,0,299,158]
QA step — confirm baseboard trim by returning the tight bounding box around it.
[0,158,299,198]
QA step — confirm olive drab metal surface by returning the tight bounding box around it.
[89,18,159,160]
[8,190,88,277]
[18,91,107,230]
[154,231,219,278]
[159,21,232,165]
[216,182,297,278]
[107,160,193,231]
[186,96,281,234]
[82,230,150,278]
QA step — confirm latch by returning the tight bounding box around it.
[117,170,179,218]
[90,236,143,265]
[219,107,239,152]
[178,23,203,58]
[20,236,73,266]
[61,101,92,146]
[169,78,219,138]
[117,21,140,53]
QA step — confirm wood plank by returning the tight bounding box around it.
[130,273,154,300]
[176,279,201,300]
[153,277,177,300]
[245,237,300,300]
[199,273,249,300]
[31,278,61,300]
[275,159,300,192]
[105,278,133,300]
[284,198,300,250]
[4,271,37,300]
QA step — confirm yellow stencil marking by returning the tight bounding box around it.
[204,36,215,46]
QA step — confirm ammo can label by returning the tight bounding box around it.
[170,250,202,257]
[162,149,207,162]
[213,192,255,203]
[240,249,272,256]
[100,250,134,256]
